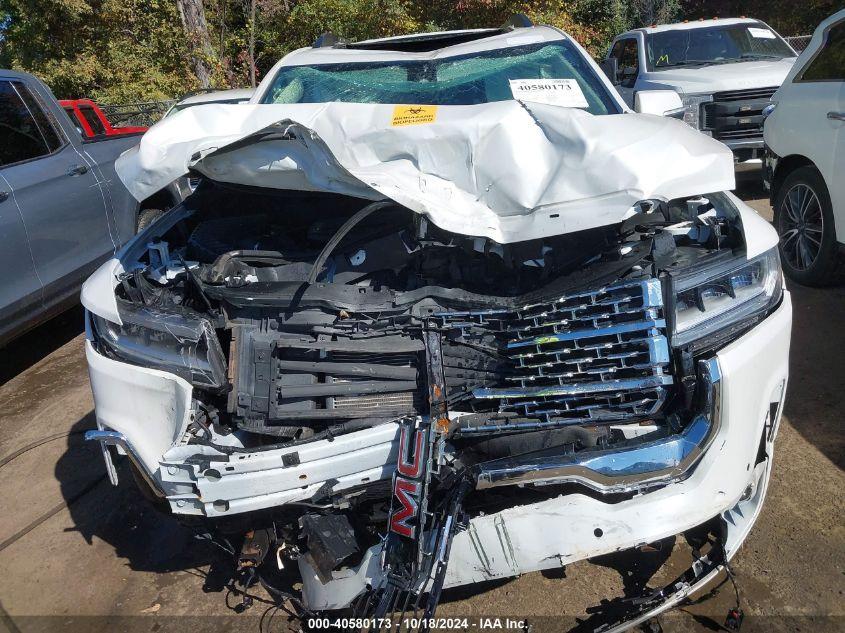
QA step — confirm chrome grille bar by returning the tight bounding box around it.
[437,277,672,424]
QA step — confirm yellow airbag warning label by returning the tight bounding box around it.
[391,105,437,126]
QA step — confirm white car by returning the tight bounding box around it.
[82,19,791,629]
[163,87,254,118]
[606,18,797,162]
[764,9,845,286]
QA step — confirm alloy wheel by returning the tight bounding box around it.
[780,183,824,271]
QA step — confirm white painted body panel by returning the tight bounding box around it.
[765,9,845,241]
[85,339,192,469]
[633,57,795,97]
[114,100,734,245]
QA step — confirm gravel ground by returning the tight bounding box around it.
[0,170,842,633]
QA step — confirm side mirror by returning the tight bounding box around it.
[600,58,620,85]
[635,90,685,117]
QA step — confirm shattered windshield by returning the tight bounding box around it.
[647,23,796,70]
[261,41,620,115]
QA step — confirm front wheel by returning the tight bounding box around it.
[773,166,842,286]
[137,207,166,233]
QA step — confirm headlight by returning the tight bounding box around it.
[679,93,713,130]
[668,248,783,347]
[92,301,227,390]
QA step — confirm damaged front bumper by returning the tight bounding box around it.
[85,287,791,610]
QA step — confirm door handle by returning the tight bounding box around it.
[828,111,845,121]
[0,191,8,203]
[67,163,89,176]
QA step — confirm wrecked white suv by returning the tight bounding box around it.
[82,21,791,630]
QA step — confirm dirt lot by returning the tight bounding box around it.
[0,171,843,633]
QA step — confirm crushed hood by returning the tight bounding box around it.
[117,101,734,243]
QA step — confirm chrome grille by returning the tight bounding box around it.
[436,278,673,424]
[701,86,777,142]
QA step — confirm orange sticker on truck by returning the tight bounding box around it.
[391,105,438,126]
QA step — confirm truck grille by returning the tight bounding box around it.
[232,279,673,431]
[437,278,673,424]
[701,87,777,143]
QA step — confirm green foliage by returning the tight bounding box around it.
[287,0,421,47]
[0,0,197,102]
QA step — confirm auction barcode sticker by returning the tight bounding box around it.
[509,78,589,108]
[748,27,776,39]
[391,105,438,126]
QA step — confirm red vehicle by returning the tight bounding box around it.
[60,98,147,138]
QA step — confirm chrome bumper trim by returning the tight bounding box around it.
[474,357,721,494]
[85,430,166,498]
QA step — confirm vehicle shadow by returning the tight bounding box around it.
[55,416,237,589]
[0,305,84,385]
[781,281,845,470]
[732,165,843,469]
[733,166,767,204]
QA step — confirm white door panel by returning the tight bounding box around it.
[828,82,845,239]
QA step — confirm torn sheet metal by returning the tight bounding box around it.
[117,101,735,243]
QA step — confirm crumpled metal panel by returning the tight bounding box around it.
[116,100,734,243]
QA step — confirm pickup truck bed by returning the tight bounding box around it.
[60,99,148,138]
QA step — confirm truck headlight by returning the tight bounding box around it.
[668,248,783,347]
[679,93,713,130]
[91,301,227,390]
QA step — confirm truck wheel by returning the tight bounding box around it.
[137,207,166,233]
[773,166,843,286]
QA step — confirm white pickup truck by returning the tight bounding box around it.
[605,18,798,162]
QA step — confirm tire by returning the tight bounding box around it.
[136,207,166,233]
[773,165,843,287]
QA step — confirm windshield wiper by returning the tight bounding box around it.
[739,53,784,60]
[657,60,716,68]
[658,53,785,69]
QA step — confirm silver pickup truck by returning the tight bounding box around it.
[0,70,187,345]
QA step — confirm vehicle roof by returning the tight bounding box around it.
[176,88,254,106]
[352,28,500,47]
[0,68,34,80]
[275,25,568,67]
[619,17,765,37]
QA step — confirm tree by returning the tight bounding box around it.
[629,0,680,27]
[248,0,257,87]
[0,0,197,102]
[176,0,217,88]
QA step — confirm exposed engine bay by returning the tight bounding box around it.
[89,178,778,622]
